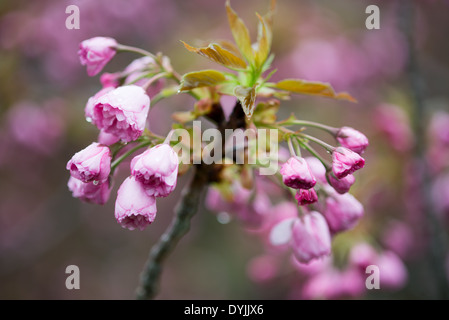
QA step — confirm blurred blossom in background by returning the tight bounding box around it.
[1,0,449,299]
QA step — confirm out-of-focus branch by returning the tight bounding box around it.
[400,0,449,299]
[135,166,208,300]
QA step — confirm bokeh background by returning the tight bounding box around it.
[1,0,449,299]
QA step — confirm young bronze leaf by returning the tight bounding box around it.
[274,79,357,102]
[179,69,226,91]
[181,41,247,70]
[234,85,256,119]
[226,0,254,64]
[254,13,270,70]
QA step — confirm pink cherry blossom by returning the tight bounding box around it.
[295,188,318,206]
[336,126,369,154]
[322,190,364,233]
[78,37,118,76]
[280,157,317,189]
[68,176,111,205]
[332,147,365,179]
[326,172,355,194]
[115,176,157,231]
[91,85,150,142]
[290,212,332,264]
[130,144,179,197]
[66,142,111,183]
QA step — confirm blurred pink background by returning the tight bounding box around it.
[1,0,449,299]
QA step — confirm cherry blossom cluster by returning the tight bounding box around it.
[66,37,179,231]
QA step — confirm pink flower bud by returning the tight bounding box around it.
[349,243,378,271]
[68,176,111,205]
[381,221,413,259]
[66,142,111,183]
[91,85,150,142]
[100,72,120,88]
[130,144,179,197]
[305,156,327,184]
[78,37,118,76]
[295,188,318,206]
[377,251,408,289]
[85,87,114,122]
[280,157,316,189]
[332,147,365,179]
[290,212,331,264]
[98,130,120,146]
[323,192,364,233]
[326,171,355,194]
[336,126,369,154]
[374,104,413,152]
[115,176,157,231]
[124,56,157,86]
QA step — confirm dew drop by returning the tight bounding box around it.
[217,212,231,224]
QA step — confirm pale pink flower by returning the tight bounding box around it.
[322,190,364,233]
[115,176,157,231]
[66,142,111,183]
[123,56,157,85]
[300,266,365,300]
[377,251,408,289]
[305,156,327,184]
[374,104,414,152]
[336,126,369,154]
[130,144,179,197]
[332,147,365,179]
[78,37,118,76]
[7,100,64,156]
[85,87,114,122]
[326,172,355,194]
[280,157,316,189]
[349,243,379,271]
[98,130,120,146]
[381,221,414,259]
[100,72,120,88]
[91,85,150,142]
[290,212,332,264]
[68,176,111,205]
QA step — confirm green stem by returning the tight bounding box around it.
[116,44,159,62]
[298,133,334,152]
[279,119,337,135]
[110,140,153,172]
[287,136,297,157]
[296,138,331,170]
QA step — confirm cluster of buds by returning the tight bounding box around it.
[67,36,180,230]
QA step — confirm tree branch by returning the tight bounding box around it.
[135,166,208,299]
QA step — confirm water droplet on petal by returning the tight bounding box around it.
[217,212,231,224]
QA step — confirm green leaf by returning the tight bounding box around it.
[273,79,357,102]
[234,85,256,119]
[226,0,254,64]
[181,41,247,70]
[179,69,227,91]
